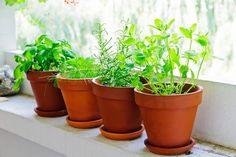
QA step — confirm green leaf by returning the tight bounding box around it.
[135,52,146,65]
[129,24,136,35]
[170,33,180,44]
[153,34,170,40]
[119,63,125,69]
[179,27,192,39]
[32,63,41,70]
[157,73,165,80]
[157,46,165,58]
[23,49,33,60]
[23,61,33,72]
[117,54,126,62]
[179,65,189,78]
[190,23,197,32]
[63,49,76,58]
[12,78,24,91]
[127,63,134,69]
[5,0,26,6]
[15,55,24,63]
[154,19,165,31]
[36,34,47,45]
[131,74,144,90]
[169,48,180,66]
[184,50,198,63]
[166,19,175,30]
[44,37,53,47]
[142,65,153,77]
[195,35,208,46]
[163,60,171,73]
[144,36,153,43]
[61,40,72,50]
[123,37,135,46]
[14,64,23,79]
[53,50,64,61]
[5,0,47,6]
[199,47,211,60]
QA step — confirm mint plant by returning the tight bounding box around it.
[94,22,136,87]
[13,34,76,90]
[132,19,210,95]
[59,57,99,79]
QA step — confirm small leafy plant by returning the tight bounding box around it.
[94,22,136,87]
[58,56,99,79]
[132,19,210,95]
[13,34,76,90]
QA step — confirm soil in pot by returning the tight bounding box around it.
[27,71,67,117]
[134,84,203,155]
[91,78,143,140]
[58,78,102,129]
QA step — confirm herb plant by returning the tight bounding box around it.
[59,57,99,79]
[13,34,76,90]
[95,22,136,87]
[132,19,210,95]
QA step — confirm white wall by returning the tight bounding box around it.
[0,129,65,157]
[0,0,16,66]
[193,80,236,150]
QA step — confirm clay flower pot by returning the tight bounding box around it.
[91,78,144,140]
[134,84,203,155]
[58,78,102,129]
[26,71,67,117]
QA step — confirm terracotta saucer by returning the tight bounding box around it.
[34,107,67,117]
[144,137,196,155]
[66,117,103,129]
[99,125,144,140]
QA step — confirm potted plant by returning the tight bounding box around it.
[132,19,210,155]
[13,34,76,117]
[57,57,102,128]
[91,23,143,140]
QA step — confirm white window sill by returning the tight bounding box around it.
[0,95,235,157]
[2,50,236,155]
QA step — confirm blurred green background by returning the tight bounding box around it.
[11,0,236,83]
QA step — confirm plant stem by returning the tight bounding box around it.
[165,39,174,87]
[179,38,192,94]
[185,47,207,93]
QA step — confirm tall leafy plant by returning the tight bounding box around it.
[13,34,76,90]
[132,19,210,95]
[95,22,136,87]
[59,57,99,79]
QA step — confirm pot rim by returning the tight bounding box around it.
[57,73,93,81]
[28,70,58,73]
[91,78,134,89]
[57,74,93,91]
[134,83,203,97]
[27,70,58,82]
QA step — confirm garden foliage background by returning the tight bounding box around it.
[14,0,236,83]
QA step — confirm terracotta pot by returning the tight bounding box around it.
[134,84,203,154]
[58,78,102,128]
[91,79,143,139]
[27,71,66,117]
